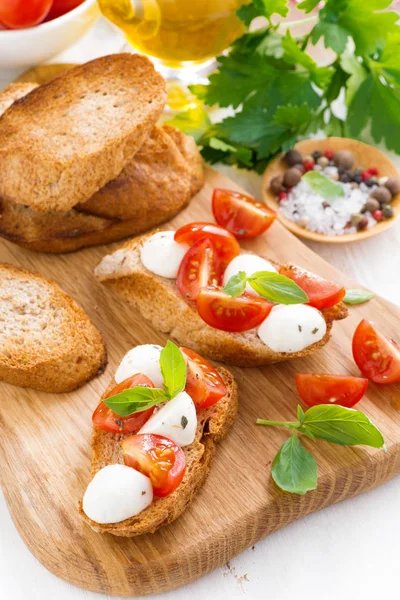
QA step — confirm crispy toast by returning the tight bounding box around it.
[95,232,348,367]
[80,366,238,536]
[0,54,166,213]
[0,84,204,253]
[0,263,106,392]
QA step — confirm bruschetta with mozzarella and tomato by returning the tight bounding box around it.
[80,342,238,536]
[95,223,348,367]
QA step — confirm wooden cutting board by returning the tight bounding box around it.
[1,167,400,596]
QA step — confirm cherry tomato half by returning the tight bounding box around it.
[47,0,85,20]
[174,222,240,269]
[196,287,273,332]
[177,237,222,301]
[212,188,276,239]
[181,347,227,410]
[352,319,400,384]
[0,0,52,28]
[279,264,345,310]
[122,433,186,497]
[92,374,155,434]
[295,373,368,408]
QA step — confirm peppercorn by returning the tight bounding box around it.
[357,216,369,231]
[370,186,392,205]
[333,150,354,170]
[369,176,378,185]
[269,175,286,194]
[283,149,302,166]
[353,174,362,184]
[351,213,364,226]
[317,156,329,168]
[324,149,334,160]
[378,176,388,186]
[340,172,353,183]
[283,167,302,188]
[365,179,375,188]
[293,163,305,174]
[382,205,394,218]
[372,209,383,221]
[385,177,400,196]
[303,157,315,172]
[364,198,380,213]
[312,150,322,161]
[322,200,330,208]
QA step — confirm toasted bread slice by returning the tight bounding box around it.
[80,366,238,536]
[0,54,166,213]
[0,86,203,253]
[0,264,106,392]
[76,124,204,220]
[95,232,348,367]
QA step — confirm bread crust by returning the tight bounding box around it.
[95,232,348,367]
[0,54,167,213]
[79,367,238,536]
[0,263,107,392]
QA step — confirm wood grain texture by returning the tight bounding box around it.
[1,166,400,596]
[262,137,400,243]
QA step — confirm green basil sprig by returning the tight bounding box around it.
[257,404,384,495]
[343,289,374,305]
[104,340,186,417]
[223,270,309,305]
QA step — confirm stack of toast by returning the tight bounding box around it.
[0,54,204,253]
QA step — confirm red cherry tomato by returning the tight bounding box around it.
[0,0,52,28]
[47,0,85,20]
[196,287,273,332]
[279,264,345,309]
[92,374,155,434]
[122,433,186,497]
[352,320,400,384]
[212,188,276,239]
[177,238,222,301]
[295,373,368,408]
[180,347,227,410]
[174,222,240,269]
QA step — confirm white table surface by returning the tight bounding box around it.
[1,18,400,600]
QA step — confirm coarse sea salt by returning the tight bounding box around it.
[279,173,377,236]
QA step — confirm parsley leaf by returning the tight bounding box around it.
[237,0,288,26]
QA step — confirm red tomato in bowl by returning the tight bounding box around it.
[174,222,240,269]
[295,373,368,408]
[0,0,52,28]
[47,0,85,20]
[352,320,400,384]
[279,264,345,310]
[212,188,276,239]
[92,374,155,434]
[122,433,186,497]
[177,237,222,301]
[181,347,227,410]
[196,287,273,332]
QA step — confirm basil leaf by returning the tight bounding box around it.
[302,171,345,200]
[104,387,166,417]
[272,434,317,495]
[248,271,309,304]
[343,289,374,305]
[160,340,187,398]
[303,405,385,448]
[223,271,247,298]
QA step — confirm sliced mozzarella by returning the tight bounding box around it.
[83,464,153,524]
[257,304,326,353]
[115,344,163,386]
[140,231,189,279]
[223,254,277,294]
[139,391,197,447]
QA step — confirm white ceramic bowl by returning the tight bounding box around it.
[0,0,100,69]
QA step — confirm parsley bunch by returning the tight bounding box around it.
[168,0,400,172]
